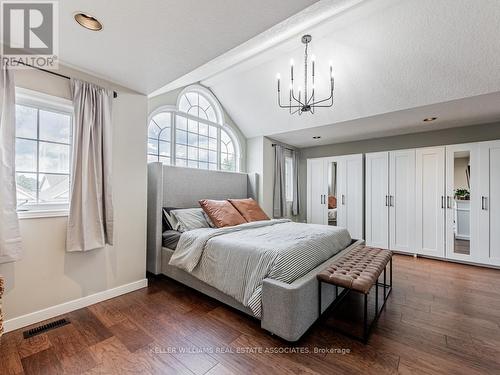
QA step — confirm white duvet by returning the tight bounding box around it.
[169,219,351,317]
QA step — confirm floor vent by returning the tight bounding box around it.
[23,318,70,339]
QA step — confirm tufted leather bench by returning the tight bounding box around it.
[317,245,393,294]
[317,244,393,343]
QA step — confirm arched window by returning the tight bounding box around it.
[220,129,236,171]
[148,86,240,172]
[147,111,172,164]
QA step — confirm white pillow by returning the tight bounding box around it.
[170,208,214,232]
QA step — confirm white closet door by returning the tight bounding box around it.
[307,158,327,224]
[341,154,364,239]
[389,149,415,253]
[479,140,500,266]
[415,147,446,258]
[365,152,389,248]
[445,143,479,263]
[336,158,347,229]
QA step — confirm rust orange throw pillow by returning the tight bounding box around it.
[199,199,247,228]
[228,198,270,222]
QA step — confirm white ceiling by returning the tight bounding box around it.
[58,0,318,94]
[199,0,500,146]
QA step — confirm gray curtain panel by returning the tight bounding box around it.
[67,79,114,252]
[291,149,300,216]
[0,63,22,263]
[273,145,286,218]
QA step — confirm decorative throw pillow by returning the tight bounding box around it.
[162,207,178,231]
[170,208,214,232]
[202,211,216,228]
[228,198,270,222]
[328,196,337,209]
[199,199,247,228]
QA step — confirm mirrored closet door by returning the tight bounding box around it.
[327,161,338,227]
[307,154,364,239]
[445,143,479,262]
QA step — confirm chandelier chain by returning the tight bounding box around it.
[304,42,308,102]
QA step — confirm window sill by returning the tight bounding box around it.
[18,209,69,220]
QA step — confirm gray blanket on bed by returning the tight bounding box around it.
[169,219,352,317]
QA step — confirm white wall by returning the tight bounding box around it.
[0,65,148,321]
[246,136,274,217]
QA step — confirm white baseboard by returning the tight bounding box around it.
[4,278,148,333]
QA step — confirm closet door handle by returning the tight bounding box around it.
[390,195,394,207]
[441,196,445,209]
[385,195,389,207]
[447,196,452,209]
[342,195,345,205]
[320,195,323,204]
[482,196,488,211]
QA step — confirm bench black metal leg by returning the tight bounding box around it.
[384,266,387,298]
[363,293,368,343]
[375,276,379,315]
[390,258,393,288]
[318,281,322,316]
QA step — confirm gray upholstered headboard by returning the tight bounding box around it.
[147,163,258,274]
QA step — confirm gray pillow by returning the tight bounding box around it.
[170,208,214,232]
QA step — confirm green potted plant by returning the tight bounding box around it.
[455,188,470,200]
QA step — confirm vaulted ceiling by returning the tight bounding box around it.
[58,0,500,147]
[58,0,318,94]
[199,0,500,146]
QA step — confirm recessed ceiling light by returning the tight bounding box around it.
[74,12,103,31]
[313,136,321,139]
[423,117,438,122]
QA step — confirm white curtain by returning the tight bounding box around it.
[273,145,286,218]
[67,79,114,252]
[0,63,22,264]
[291,149,300,216]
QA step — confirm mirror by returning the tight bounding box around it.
[453,151,470,255]
[327,162,338,226]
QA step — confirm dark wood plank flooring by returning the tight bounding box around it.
[1,254,500,374]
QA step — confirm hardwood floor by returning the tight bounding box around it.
[454,238,470,255]
[2,254,500,374]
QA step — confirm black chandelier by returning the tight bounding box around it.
[276,35,334,115]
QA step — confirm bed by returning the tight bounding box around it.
[147,163,363,341]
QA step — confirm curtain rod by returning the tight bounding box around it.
[271,143,296,152]
[13,60,118,98]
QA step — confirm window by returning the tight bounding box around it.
[285,156,294,202]
[148,112,171,164]
[174,114,218,170]
[147,86,240,172]
[15,90,73,212]
[220,129,236,171]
